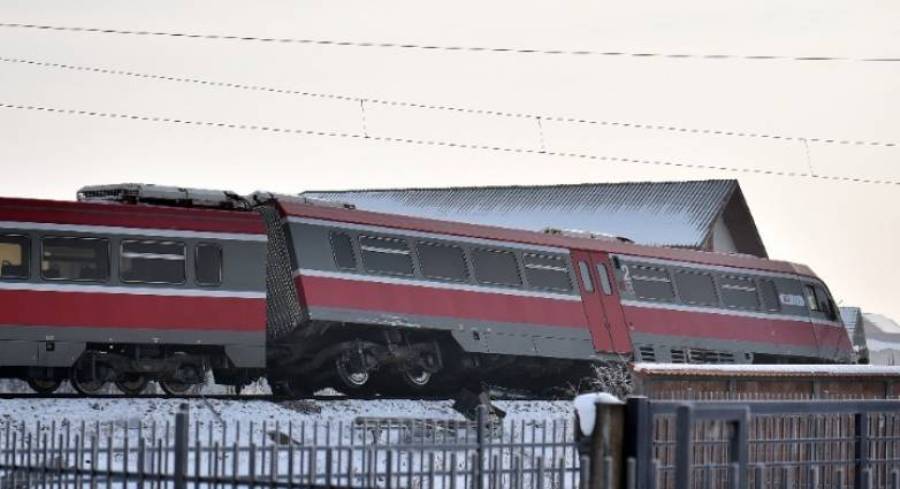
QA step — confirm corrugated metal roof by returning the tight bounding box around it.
[303,180,739,249]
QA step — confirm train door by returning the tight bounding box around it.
[571,251,633,354]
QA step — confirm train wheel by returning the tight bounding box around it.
[27,377,62,394]
[160,362,203,395]
[401,368,433,391]
[70,363,112,395]
[159,380,194,395]
[115,374,149,395]
[334,351,370,392]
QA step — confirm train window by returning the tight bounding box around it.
[804,285,819,312]
[523,253,571,291]
[120,240,186,284]
[41,237,109,282]
[630,265,675,301]
[359,235,414,276]
[578,262,594,293]
[330,232,357,271]
[0,235,28,280]
[813,285,837,320]
[719,275,760,310]
[195,243,223,286]
[417,242,469,282]
[471,249,522,287]
[674,271,718,306]
[759,279,781,312]
[596,263,613,295]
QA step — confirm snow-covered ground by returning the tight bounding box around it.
[0,397,574,427]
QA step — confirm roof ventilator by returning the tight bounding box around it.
[247,191,356,209]
[542,227,633,243]
[77,183,251,210]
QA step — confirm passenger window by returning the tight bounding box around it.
[630,265,676,301]
[330,232,357,270]
[523,253,571,291]
[41,237,109,282]
[359,235,413,276]
[0,235,28,280]
[417,242,469,282]
[719,275,760,310]
[596,263,613,295]
[195,243,223,286]
[674,271,718,306]
[759,279,781,312]
[578,262,594,293]
[120,240,186,284]
[471,249,522,287]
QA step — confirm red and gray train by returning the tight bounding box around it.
[0,184,853,396]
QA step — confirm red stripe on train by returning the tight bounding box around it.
[298,275,589,329]
[0,289,266,331]
[622,305,849,350]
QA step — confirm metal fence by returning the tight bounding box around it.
[0,405,581,489]
[623,398,900,489]
[6,397,900,489]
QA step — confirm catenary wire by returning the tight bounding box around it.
[0,101,897,187]
[1,21,898,63]
[1,55,895,149]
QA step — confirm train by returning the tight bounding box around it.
[0,184,854,396]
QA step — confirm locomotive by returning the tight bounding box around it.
[0,184,853,396]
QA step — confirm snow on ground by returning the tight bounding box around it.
[0,396,577,455]
[0,398,574,427]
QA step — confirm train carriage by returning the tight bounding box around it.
[269,195,853,396]
[0,190,268,394]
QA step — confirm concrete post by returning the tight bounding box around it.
[575,393,626,489]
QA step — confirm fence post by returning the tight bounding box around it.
[575,393,626,489]
[854,412,869,489]
[674,404,694,489]
[174,403,189,489]
[624,397,652,489]
[476,404,487,489]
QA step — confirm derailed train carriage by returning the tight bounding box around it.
[0,184,853,396]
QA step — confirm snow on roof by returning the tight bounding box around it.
[861,313,900,352]
[866,313,900,335]
[302,180,767,255]
[632,363,900,377]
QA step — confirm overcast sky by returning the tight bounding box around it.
[0,0,898,326]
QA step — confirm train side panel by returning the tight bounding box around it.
[610,254,853,363]
[283,216,599,360]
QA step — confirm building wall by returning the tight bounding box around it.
[710,215,739,254]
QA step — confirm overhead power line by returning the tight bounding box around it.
[2,55,895,149]
[1,21,898,63]
[0,101,897,187]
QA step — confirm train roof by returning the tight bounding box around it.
[0,192,819,279]
[275,199,819,279]
[0,196,266,235]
